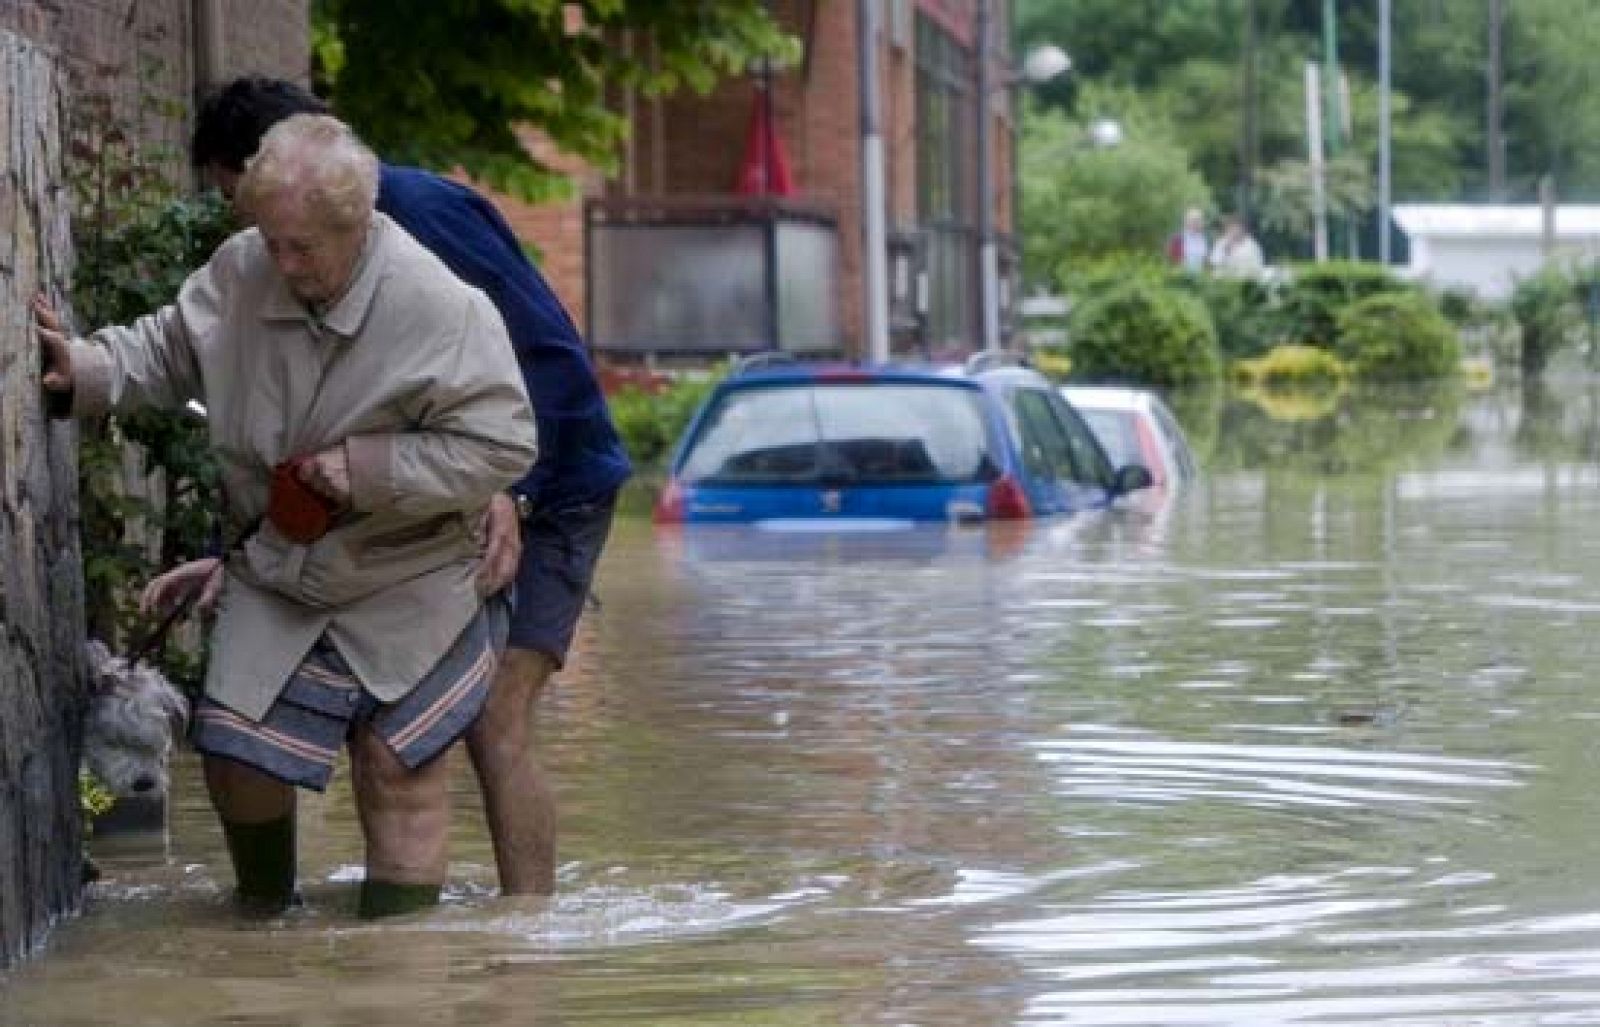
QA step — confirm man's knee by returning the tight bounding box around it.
[499,647,558,701]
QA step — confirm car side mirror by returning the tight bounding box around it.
[1112,464,1154,496]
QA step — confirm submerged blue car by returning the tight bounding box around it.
[653,356,1151,525]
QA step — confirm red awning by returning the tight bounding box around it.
[735,85,795,197]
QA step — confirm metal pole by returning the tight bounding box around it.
[976,0,999,352]
[1238,0,1258,221]
[1378,0,1392,264]
[1321,0,1342,257]
[1488,0,1505,199]
[1541,174,1557,258]
[1306,61,1329,262]
[858,0,890,361]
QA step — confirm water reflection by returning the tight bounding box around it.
[12,383,1600,1023]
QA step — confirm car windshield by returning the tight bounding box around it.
[679,382,993,485]
[1077,408,1143,469]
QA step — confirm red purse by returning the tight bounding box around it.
[266,458,338,544]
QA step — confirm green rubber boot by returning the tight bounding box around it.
[221,814,297,916]
[358,879,442,919]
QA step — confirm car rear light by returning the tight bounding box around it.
[815,367,872,383]
[986,475,1032,519]
[653,479,687,523]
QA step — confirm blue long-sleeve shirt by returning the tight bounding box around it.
[377,165,631,507]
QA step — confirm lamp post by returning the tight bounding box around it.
[976,0,1069,352]
[859,0,891,362]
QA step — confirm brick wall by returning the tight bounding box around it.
[487,129,599,332]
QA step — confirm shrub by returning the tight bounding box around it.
[1185,274,1283,359]
[1233,343,1349,388]
[1277,260,1412,348]
[1510,265,1582,378]
[1068,277,1222,386]
[1029,347,1073,381]
[1334,292,1461,381]
[607,369,724,469]
[1056,253,1171,296]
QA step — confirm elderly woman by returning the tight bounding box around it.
[34,114,537,917]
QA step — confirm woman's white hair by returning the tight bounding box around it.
[236,113,379,230]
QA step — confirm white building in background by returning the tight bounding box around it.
[1392,204,1600,300]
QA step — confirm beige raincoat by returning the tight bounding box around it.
[66,214,538,720]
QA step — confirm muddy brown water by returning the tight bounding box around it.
[8,383,1600,1024]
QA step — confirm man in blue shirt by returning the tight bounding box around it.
[156,77,631,896]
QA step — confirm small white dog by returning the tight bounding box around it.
[83,639,191,799]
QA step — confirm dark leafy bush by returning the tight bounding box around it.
[1510,266,1583,379]
[1277,260,1412,348]
[607,370,724,469]
[1184,274,1283,358]
[1068,277,1222,386]
[1334,292,1461,381]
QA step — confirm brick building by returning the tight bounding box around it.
[1,0,311,181]
[3,1,1019,361]
[497,0,1019,363]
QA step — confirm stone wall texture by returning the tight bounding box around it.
[0,3,308,967]
[0,0,312,189]
[0,29,89,969]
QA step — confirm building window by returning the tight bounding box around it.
[915,13,974,351]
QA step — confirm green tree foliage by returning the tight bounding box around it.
[1068,275,1222,387]
[314,0,798,201]
[1021,90,1210,286]
[1019,0,1600,261]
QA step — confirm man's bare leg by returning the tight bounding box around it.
[466,648,558,895]
[350,724,453,916]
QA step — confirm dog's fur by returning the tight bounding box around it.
[83,640,190,799]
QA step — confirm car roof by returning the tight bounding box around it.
[720,363,980,389]
[718,358,1052,392]
[1059,385,1158,413]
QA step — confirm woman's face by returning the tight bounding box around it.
[252,189,365,308]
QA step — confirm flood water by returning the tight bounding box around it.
[10,381,1600,1024]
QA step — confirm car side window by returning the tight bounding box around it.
[1046,391,1116,485]
[1012,388,1105,485]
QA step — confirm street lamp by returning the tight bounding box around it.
[1020,44,1071,85]
[1087,116,1123,149]
[976,1,1072,353]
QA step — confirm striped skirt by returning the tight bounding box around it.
[192,599,507,791]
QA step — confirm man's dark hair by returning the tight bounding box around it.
[192,77,330,172]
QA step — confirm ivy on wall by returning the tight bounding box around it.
[64,59,232,685]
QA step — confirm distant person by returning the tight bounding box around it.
[1208,215,1265,277]
[1166,207,1210,273]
